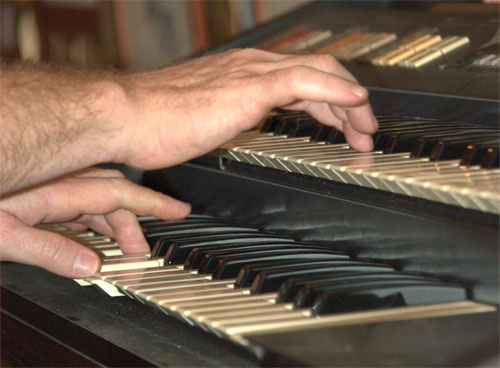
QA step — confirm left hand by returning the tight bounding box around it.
[0,168,191,278]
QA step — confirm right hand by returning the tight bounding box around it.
[112,49,377,170]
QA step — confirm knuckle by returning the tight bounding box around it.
[233,47,258,58]
[316,54,339,69]
[39,233,68,265]
[285,66,305,86]
[113,216,139,238]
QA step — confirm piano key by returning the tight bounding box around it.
[204,309,311,329]
[316,31,370,54]
[429,136,499,161]
[277,271,421,303]
[264,29,311,52]
[460,142,500,166]
[127,279,234,297]
[261,112,308,132]
[143,219,236,232]
[102,267,187,283]
[410,133,497,158]
[183,300,276,317]
[373,123,474,151]
[190,305,294,324]
[429,35,464,54]
[211,250,351,280]
[136,284,238,303]
[155,233,295,262]
[163,292,278,313]
[481,147,499,169]
[235,259,392,288]
[112,272,207,287]
[310,282,468,316]
[145,225,260,247]
[383,128,491,154]
[190,243,330,273]
[287,119,321,138]
[183,242,309,270]
[147,287,251,305]
[235,259,393,289]
[100,257,164,272]
[96,265,183,282]
[249,261,397,294]
[219,301,492,338]
[293,274,441,308]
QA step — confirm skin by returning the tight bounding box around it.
[0,49,377,279]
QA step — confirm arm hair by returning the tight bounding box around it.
[0,61,132,195]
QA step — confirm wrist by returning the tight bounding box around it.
[85,76,138,165]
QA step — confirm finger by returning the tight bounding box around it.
[74,168,125,179]
[260,54,358,83]
[105,209,149,254]
[286,100,345,131]
[261,66,377,141]
[76,214,115,238]
[264,66,369,110]
[60,222,88,232]
[343,120,374,152]
[36,177,191,224]
[346,102,379,134]
[0,212,100,278]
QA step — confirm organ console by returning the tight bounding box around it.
[1,1,499,366]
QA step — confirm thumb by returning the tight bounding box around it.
[0,212,100,278]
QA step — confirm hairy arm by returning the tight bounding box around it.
[1,50,377,195]
[0,50,377,278]
[0,61,132,195]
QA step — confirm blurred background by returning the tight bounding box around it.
[0,0,312,70]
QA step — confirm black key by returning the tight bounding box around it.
[139,216,219,228]
[293,274,438,308]
[287,118,320,138]
[145,225,258,247]
[250,261,395,294]
[410,131,496,158]
[235,259,386,288]
[185,243,323,271]
[155,233,294,263]
[212,250,350,280]
[138,214,212,224]
[325,127,346,145]
[143,219,234,232]
[310,282,467,315]
[460,142,500,166]
[273,118,295,136]
[429,136,498,161]
[262,112,308,133]
[373,123,473,151]
[277,270,422,303]
[309,124,330,142]
[481,147,499,168]
[383,127,485,154]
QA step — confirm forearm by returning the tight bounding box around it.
[0,62,133,195]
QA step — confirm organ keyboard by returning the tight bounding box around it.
[1,1,499,366]
[42,217,497,355]
[215,112,500,214]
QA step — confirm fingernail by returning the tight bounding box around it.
[368,135,374,151]
[73,252,99,276]
[351,86,367,100]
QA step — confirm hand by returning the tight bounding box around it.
[0,168,190,278]
[114,49,377,170]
